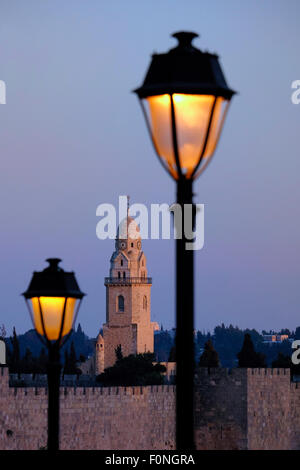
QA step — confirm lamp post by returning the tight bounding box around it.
[134,31,235,449]
[22,258,85,451]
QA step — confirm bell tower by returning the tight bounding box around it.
[101,212,157,370]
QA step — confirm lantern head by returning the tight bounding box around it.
[22,258,85,343]
[134,31,236,180]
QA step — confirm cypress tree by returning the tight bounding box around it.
[168,345,176,362]
[10,327,20,374]
[199,340,220,368]
[237,333,266,368]
[38,348,47,374]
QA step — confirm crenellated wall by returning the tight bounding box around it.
[194,367,295,450]
[247,368,291,450]
[0,367,175,450]
[1,366,300,450]
[290,382,300,450]
[194,368,248,450]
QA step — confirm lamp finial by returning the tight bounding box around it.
[45,258,62,271]
[172,31,199,48]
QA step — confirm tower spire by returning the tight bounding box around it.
[127,195,130,239]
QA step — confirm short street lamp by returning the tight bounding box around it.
[22,258,85,451]
[134,31,235,449]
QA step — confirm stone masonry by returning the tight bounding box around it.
[95,215,158,374]
[1,366,300,450]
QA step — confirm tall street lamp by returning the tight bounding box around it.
[134,31,235,449]
[22,258,85,451]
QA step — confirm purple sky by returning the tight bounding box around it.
[0,0,300,337]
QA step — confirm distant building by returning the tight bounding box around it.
[78,213,160,376]
[263,334,289,344]
[159,362,176,383]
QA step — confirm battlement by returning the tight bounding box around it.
[196,367,291,378]
[0,366,295,391]
[60,384,175,397]
[196,367,244,378]
[1,365,300,450]
[0,367,176,397]
[248,367,290,376]
[0,365,8,377]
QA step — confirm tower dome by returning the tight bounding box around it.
[117,216,141,241]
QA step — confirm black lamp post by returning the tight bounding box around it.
[22,258,85,451]
[134,31,235,450]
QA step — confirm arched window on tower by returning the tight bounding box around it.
[118,295,124,312]
[143,295,147,310]
[123,271,126,279]
[120,259,123,266]
[118,271,121,279]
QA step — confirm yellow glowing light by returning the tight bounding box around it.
[30,297,77,341]
[145,93,226,178]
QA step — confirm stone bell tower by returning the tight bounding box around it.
[97,212,157,372]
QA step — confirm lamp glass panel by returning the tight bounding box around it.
[144,94,227,179]
[144,94,176,178]
[173,94,226,177]
[193,97,229,178]
[30,297,77,340]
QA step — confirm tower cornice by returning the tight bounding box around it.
[104,277,152,286]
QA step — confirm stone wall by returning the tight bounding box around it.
[247,368,291,450]
[194,368,248,450]
[1,366,300,450]
[0,367,175,450]
[290,382,300,450]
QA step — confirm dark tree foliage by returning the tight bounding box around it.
[37,348,47,373]
[272,352,291,368]
[237,333,266,368]
[96,353,166,386]
[20,348,34,373]
[115,344,123,362]
[279,329,291,336]
[79,354,86,363]
[0,324,6,340]
[64,349,69,372]
[272,352,300,377]
[213,324,262,367]
[295,327,300,340]
[168,345,176,362]
[199,340,220,368]
[9,327,21,374]
[154,331,174,362]
[5,324,300,374]
[69,341,77,368]
[64,341,80,375]
[5,327,94,361]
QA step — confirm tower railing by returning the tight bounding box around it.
[104,277,152,285]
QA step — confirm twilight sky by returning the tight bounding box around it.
[0,0,300,337]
